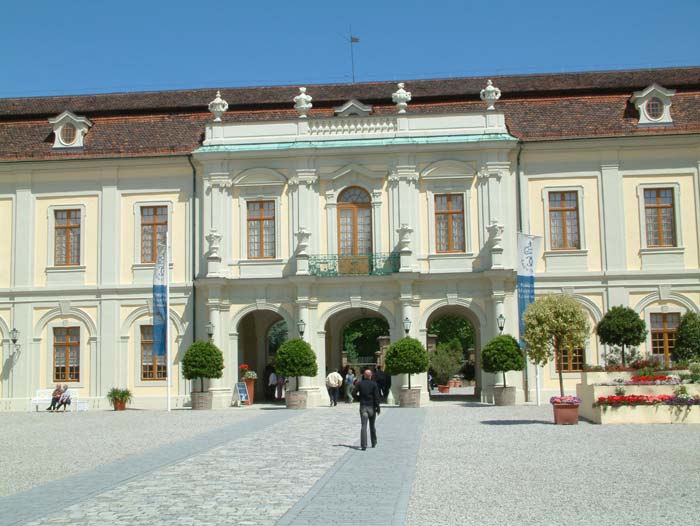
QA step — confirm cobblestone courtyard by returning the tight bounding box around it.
[2,402,699,526]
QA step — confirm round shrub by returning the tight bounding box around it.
[430,339,463,386]
[481,335,525,387]
[274,338,318,390]
[384,337,429,389]
[182,340,224,392]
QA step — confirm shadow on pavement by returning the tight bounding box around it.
[480,419,552,425]
[333,444,363,450]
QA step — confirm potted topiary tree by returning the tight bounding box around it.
[430,339,463,393]
[481,335,525,405]
[522,294,590,424]
[595,305,647,368]
[673,311,700,364]
[384,337,429,407]
[182,340,224,410]
[274,338,318,409]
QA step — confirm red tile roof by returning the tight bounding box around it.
[1,67,700,160]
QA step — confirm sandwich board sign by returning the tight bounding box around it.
[234,382,249,406]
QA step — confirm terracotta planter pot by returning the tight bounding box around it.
[437,385,450,393]
[493,386,516,406]
[113,400,126,411]
[553,404,579,425]
[399,388,421,408]
[244,378,255,405]
[286,390,307,409]
[191,391,213,410]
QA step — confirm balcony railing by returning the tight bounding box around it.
[308,253,400,277]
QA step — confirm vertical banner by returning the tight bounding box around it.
[517,233,542,344]
[153,242,168,357]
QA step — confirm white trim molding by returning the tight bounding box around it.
[132,200,174,283]
[635,182,684,271]
[46,204,87,286]
[541,186,588,272]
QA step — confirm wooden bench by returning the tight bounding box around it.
[29,388,84,412]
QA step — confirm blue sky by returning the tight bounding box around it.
[2,0,699,98]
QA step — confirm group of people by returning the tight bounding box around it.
[46,384,71,412]
[263,365,286,401]
[325,365,391,407]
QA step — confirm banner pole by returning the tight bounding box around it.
[166,229,171,412]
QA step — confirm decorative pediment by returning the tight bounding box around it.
[630,83,676,126]
[420,160,476,180]
[48,110,93,148]
[328,163,386,181]
[334,99,373,117]
[232,168,287,187]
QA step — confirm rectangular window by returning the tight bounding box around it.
[548,191,580,250]
[54,327,80,382]
[650,313,680,366]
[555,348,585,372]
[140,325,166,380]
[54,209,81,266]
[644,189,676,247]
[435,194,465,253]
[141,206,168,263]
[247,201,275,259]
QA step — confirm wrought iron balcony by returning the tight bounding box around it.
[308,253,400,277]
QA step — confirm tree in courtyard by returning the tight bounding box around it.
[267,320,288,355]
[343,318,389,362]
[595,306,647,367]
[428,315,475,358]
[274,338,318,391]
[481,335,525,388]
[384,337,429,389]
[673,311,700,362]
[522,294,590,396]
[429,338,463,386]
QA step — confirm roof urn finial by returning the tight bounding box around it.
[294,87,313,118]
[392,82,411,114]
[480,80,501,111]
[208,91,229,122]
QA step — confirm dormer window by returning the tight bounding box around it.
[630,83,676,127]
[334,99,373,117]
[48,111,93,149]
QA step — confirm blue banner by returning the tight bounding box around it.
[517,275,535,345]
[517,234,541,346]
[153,244,167,356]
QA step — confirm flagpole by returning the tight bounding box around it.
[349,26,356,83]
[166,229,172,412]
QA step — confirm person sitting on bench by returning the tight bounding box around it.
[46,384,63,411]
[55,385,71,412]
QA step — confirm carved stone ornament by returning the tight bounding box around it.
[294,87,313,118]
[295,228,311,255]
[480,80,501,111]
[208,91,229,122]
[487,221,504,245]
[206,229,222,257]
[477,165,503,182]
[396,224,414,251]
[391,83,411,114]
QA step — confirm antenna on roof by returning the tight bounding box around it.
[349,26,359,83]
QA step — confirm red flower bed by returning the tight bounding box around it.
[630,375,672,383]
[596,394,674,407]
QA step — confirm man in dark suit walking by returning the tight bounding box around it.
[352,369,381,451]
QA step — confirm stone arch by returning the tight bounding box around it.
[572,294,603,324]
[0,316,10,342]
[233,167,287,187]
[633,291,699,315]
[318,301,396,334]
[420,159,476,179]
[419,298,486,333]
[229,303,294,336]
[34,307,97,340]
[119,305,186,339]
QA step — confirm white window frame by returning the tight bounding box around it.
[133,318,168,387]
[426,185,472,256]
[541,186,586,254]
[637,183,682,250]
[46,205,86,285]
[133,201,174,265]
[238,190,283,263]
[642,304,685,363]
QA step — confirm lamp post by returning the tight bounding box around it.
[9,327,20,356]
[497,314,506,335]
[297,319,306,338]
[205,322,214,342]
[403,317,411,336]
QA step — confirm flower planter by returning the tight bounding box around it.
[493,386,516,406]
[552,404,579,425]
[191,391,213,410]
[113,400,126,411]
[399,388,421,408]
[437,385,450,393]
[244,378,255,405]
[592,404,700,425]
[285,390,307,409]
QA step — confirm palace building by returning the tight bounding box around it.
[1,67,699,409]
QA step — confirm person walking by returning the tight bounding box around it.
[374,365,387,402]
[326,369,343,406]
[351,369,380,451]
[344,367,356,403]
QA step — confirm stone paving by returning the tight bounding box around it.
[3,401,700,526]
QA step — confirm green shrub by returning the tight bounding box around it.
[481,335,525,387]
[274,338,318,390]
[182,340,224,392]
[430,340,463,386]
[106,387,133,406]
[674,312,700,362]
[384,337,429,389]
[595,306,647,367]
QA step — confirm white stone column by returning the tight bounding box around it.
[207,286,232,408]
[297,289,323,407]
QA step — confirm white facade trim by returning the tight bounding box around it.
[45,204,87,285]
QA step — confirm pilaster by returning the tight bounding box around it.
[600,160,627,271]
